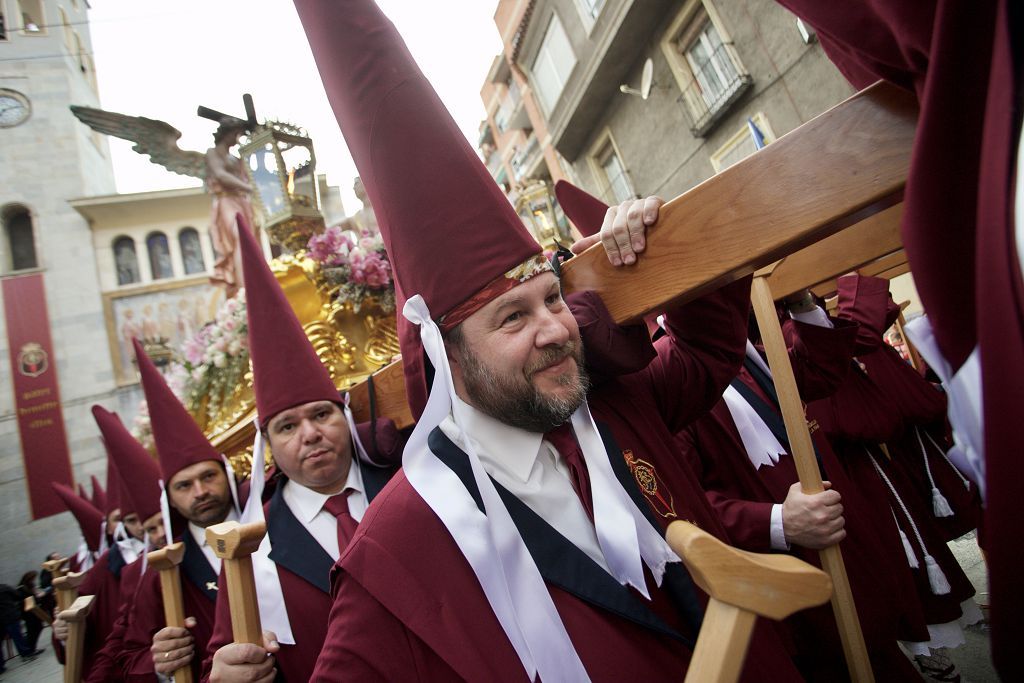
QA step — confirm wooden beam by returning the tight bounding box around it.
[559,82,916,323]
[348,81,918,428]
[812,249,909,298]
[766,203,903,300]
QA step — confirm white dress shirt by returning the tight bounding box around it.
[439,398,612,574]
[188,507,238,575]
[280,459,367,561]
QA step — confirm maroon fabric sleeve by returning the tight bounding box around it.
[835,273,892,353]
[566,289,657,385]
[635,276,752,434]
[781,316,859,401]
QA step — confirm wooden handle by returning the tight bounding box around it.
[43,557,70,578]
[750,276,874,682]
[684,600,757,683]
[151,543,194,683]
[53,571,86,612]
[206,521,266,645]
[60,595,95,683]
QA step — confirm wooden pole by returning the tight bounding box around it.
[52,571,86,613]
[750,275,874,682]
[666,521,832,683]
[60,595,95,683]
[147,542,193,683]
[895,307,925,373]
[205,521,266,645]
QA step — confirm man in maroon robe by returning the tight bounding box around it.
[770,3,1022,676]
[294,2,803,680]
[53,405,165,680]
[200,221,400,682]
[112,340,239,682]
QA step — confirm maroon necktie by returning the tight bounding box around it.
[544,424,594,520]
[323,490,359,553]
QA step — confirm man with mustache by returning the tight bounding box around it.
[114,339,239,681]
[294,1,802,680]
[200,222,401,683]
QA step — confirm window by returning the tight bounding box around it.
[661,0,751,137]
[575,0,605,22]
[17,0,46,34]
[147,232,174,280]
[709,113,776,172]
[530,13,576,115]
[178,227,206,275]
[60,8,73,51]
[113,236,140,285]
[2,205,39,271]
[588,131,635,205]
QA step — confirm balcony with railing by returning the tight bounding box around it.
[495,80,532,134]
[510,134,542,183]
[678,42,752,137]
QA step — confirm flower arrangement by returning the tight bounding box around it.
[131,400,154,451]
[307,225,395,313]
[176,291,250,420]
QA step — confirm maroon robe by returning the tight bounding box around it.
[312,280,803,682]
[772,2,1022,675]
[72,545,132,677]
[120,531,219,682]
[680,316,926,681]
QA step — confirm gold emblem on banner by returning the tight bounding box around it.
[623,449,677,519]
[17,342,48,378]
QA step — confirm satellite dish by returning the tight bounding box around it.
[640,58,654,100]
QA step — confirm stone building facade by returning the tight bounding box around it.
[481,0,856,209]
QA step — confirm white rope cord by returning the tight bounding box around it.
[914,427,955,518]
[922,430,972,490]
[867,448,951,595]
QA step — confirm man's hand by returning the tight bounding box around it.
[570,196,664,266]
[209,630,279,683]
[151,617,196,675]
[782,481,846,549]
[52,616,69,641]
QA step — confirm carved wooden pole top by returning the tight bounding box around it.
[147,541,187,570]
[206,520,267,559]
[59,595,95,623]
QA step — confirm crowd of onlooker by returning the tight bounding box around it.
[0,553,58,674]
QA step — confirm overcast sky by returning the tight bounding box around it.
[86,0,503,212]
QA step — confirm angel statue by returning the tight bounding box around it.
[70,105,255,298]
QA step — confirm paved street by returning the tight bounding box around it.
[0,627,60,682]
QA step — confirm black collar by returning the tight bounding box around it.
[107,543,126,578]
[181,528,219,601]
[427,425,700,645]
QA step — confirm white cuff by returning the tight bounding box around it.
[789,306,833,329]
[770,503,790,550]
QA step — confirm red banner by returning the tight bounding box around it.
[3,273,74,519]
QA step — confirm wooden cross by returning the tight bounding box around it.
[52,571,86,613]
[59,595,95,683]
[205,520,267,645]
[147,542,194,683]
[43,556,70,580]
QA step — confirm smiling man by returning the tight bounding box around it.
[200,223,401,683]
[112,340,239,682]
[294,1,802,681]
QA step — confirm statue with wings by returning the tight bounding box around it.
[70,105,255,298]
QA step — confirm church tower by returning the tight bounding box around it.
[0,0,120,575]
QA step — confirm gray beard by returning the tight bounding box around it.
[457,341,591,433]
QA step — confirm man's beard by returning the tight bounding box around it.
[188,495,232,527]
[457,338,590,432]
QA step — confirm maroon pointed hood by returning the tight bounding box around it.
[89,475,107,513]
[133,338,221,482]
[237,215,341,427]
[91,405,162,521]
[294,0,545,417]
[52,483,103,552]
[555,180,609,238]
[103,450,121,516]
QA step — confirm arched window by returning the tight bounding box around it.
[178,227,206,275]
[112,236,140,285]
[2,204,38,271]
[147,231,173,280]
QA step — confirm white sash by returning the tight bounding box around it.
[722,384,786,469]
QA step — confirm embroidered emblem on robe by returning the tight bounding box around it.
[206,582,218,591]
[623,450,677,519]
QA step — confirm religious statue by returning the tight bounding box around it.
[69,105,255,298]
[341,176,379,237]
